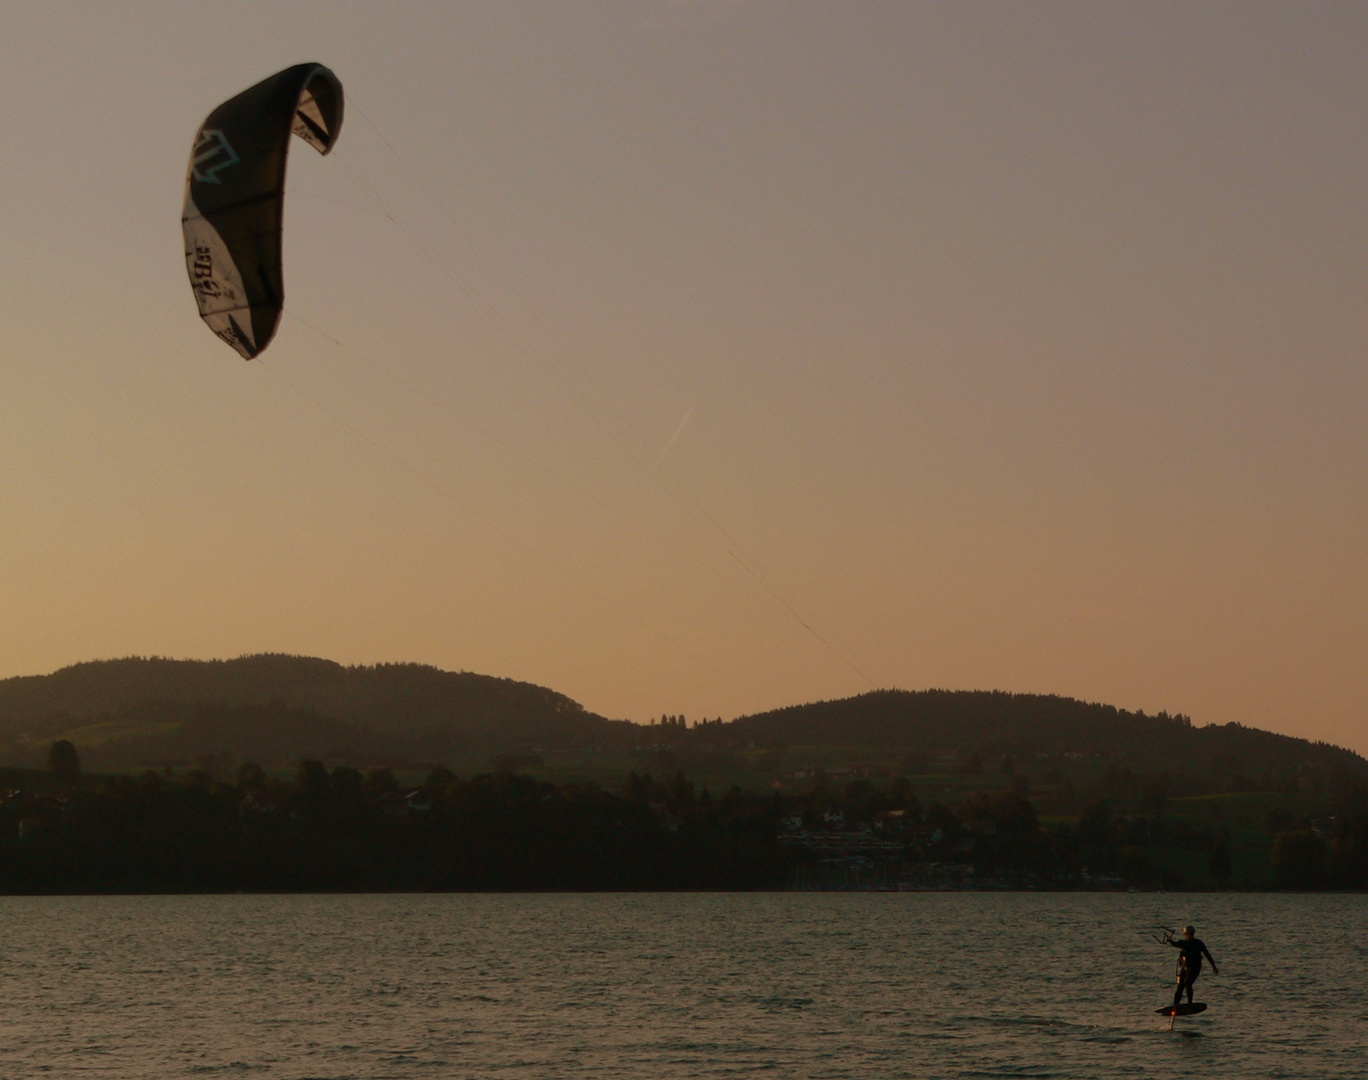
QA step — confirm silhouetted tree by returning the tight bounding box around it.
[48,740,80,785]
[888,774,919,814]
[668,771,696,808]
[424,766,457,797]
[295,759,328,793]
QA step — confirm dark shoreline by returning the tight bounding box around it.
[4,760,1364,893]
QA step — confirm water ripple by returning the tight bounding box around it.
[0,893,1363,1077]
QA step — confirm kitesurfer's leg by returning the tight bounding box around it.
[1185,969,1198,1005]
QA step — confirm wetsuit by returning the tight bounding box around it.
[1170,936,1217,1006]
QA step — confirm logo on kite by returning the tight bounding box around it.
[191,130,241,184]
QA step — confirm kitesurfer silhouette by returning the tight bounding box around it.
[1168,925,1218,1007]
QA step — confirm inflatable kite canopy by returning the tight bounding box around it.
[182,63,343,358]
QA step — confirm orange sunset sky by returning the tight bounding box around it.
[1,2,1366,752]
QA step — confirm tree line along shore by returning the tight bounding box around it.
[0,738,1362,893]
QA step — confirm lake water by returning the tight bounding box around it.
[0,892,1363,1078]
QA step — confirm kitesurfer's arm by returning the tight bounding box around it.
[1203,945,1218,974]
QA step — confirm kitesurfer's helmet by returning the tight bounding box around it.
[1183,926,1195,936]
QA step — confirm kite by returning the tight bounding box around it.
[182,63,343,358]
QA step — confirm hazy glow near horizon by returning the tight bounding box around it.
[1,2,1365,751]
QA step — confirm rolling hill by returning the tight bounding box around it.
[0,657,1362,794]
[0,655,629,771]
[725,689,1366,784]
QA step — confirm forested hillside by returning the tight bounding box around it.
[721,689,1367,785]
[0,658,1362,794]
[0,656,629,770]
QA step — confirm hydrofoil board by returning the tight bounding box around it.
[1156,1003,1207,1016]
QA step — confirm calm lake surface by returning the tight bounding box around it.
[0,892,1363,1078]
